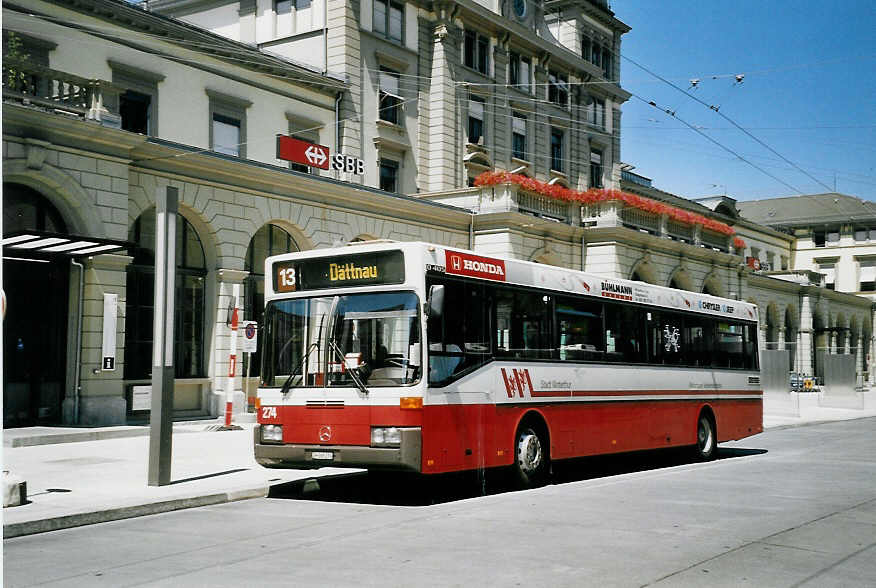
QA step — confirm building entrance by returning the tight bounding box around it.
[3,257,70,427]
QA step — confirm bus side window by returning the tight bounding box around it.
[557,297,604,361]
[604,303,644,363]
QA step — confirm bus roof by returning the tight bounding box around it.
[266,241,759,322]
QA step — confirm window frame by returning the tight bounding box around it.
[468,94,485,145]
[590,148,604,188]
[547,70,569,106]
[550,127,564,173]
[109,61,164,136]
[464,29,490,76]
[511,112,527,160]
[378,67,403,125]
[206,89,252,158]
[379,157,400,193]
[373,0,404,43]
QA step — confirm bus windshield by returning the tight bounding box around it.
[261,291,422,389]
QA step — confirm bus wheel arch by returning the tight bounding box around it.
[694,406,717,461]
[511,411,551,488]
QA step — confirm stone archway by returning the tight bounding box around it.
[668,267,694,291]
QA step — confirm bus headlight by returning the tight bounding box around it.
[371,427,401,447]
[261,424,283,443]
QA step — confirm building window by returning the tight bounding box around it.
[602,47,612,79]
[378,68,402,124]
[827,230,840,245]
[813,230,825,247]
[464,30,490,75]
[212,114,242,157]
[590,148,603,188]
[379,158,399,192]
[374,0,403,43]
[586,95,605,128]
[548,71,568,106]
[125,212,207,380]
[109,61,164,136]
[207,90,251,158]
[581,37,590,62]
[550,128,564,172]
[512,113,526,160]
[468,95,485,145]
[818,262,836,290]
[119,91,151,135]
[859,260,876,292]
[509,52,531,92]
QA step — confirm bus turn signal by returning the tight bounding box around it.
[400,397,423,410]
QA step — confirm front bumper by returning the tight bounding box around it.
[253,425,422,472]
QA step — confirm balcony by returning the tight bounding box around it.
[3,56,121,127]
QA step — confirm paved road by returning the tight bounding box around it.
[5,418,876,587]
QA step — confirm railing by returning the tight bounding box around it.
[619,206,659,234]
[517,191,570,222]
[700,229,729,252]
[666,219,693,243]
[2,56,121,126]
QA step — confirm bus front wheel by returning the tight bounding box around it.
[513,424,549,488]
[694,413,717,461]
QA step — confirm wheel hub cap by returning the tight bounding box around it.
[517,431,542,473]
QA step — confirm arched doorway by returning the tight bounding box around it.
[243,223,299,377]
[3,183,70,427]
[124,210,208,382]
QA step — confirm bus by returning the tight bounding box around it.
[254,241,762,487]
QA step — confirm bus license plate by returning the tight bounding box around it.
[311,451,334,460]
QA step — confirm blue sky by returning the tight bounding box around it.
[612,0,875,201]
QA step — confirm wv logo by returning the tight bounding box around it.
[501,368,534,398]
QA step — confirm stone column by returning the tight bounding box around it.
[797,294,815,377]
[75,253,133,426]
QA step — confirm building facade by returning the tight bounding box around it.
[3,0,871,428]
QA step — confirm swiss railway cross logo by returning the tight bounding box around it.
[501,368,534,398]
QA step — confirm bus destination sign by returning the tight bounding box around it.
[296,251,404,290]
[445,251,506,281]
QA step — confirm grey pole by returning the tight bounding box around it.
[148,186,178,486]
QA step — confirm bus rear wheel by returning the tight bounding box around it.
[694,413,717,461]
[513,424,549,488]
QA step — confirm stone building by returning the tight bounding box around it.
[3,0,870,428]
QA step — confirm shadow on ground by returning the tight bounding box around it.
[268,446,768,507]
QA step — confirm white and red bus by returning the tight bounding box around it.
[254,241,762,486]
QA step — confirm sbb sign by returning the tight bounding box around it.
[276,134,364,175]
[330,154,364,175]
[276,135,329,169]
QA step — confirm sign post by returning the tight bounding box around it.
[225,284,240,427]
[241,321,258,411]
[148,186,177,487]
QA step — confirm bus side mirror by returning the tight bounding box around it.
[426,285,445,319]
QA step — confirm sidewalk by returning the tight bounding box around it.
[2,420,350,539]
[4,400,876,539]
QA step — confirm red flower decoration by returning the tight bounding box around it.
[733,237,747,250]
[474,171,736,236]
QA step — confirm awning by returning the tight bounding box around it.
[1,230,130,258]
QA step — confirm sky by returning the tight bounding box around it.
[610,0,876,202]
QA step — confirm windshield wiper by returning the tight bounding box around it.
[328,338,369,395]
[279,341,319,396]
